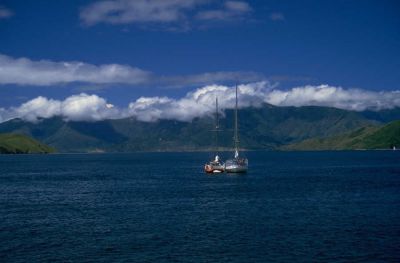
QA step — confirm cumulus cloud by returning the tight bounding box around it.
[1,83,400,123]
[13,97,62,122]
[4,94,123,123]
[0,54,151,86]
[118,84,400,121]
[266,85,400,111]
[61,94,121,121]
[129,85,228,121]
[80,0,252,29]
[0,6,13,19]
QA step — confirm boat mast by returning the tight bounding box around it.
[215,97,219,156]
[234,84,239,158]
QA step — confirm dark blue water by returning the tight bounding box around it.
[1,151,399,262]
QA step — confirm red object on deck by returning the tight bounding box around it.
[204,164,224,173]
[204,164,213,173]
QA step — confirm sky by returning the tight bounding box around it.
[0,0,399,122]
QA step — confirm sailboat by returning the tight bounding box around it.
[204,97,225,173]
[225,84,248,173]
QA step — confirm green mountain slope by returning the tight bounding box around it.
[0,133,55,154]
[0,105,396,152]
[283,121,400,150]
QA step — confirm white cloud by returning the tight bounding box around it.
[127,83,400,121]
[0,6,13,19]
[80,0,207,26]
[0,53,263,87]
[128,96,175,122]
[269,12,285,21]
[1,83,400,123]
[61,94,121,121]
[80,0,252,28]
[3,94,122,123]
[225,1,251,12]
[266,85,400,111]
[0,54,151,86]
[13,97,62,122]
[195,1,251,21]
[128,81,271,121]
[159,71,264,87]
[128,84,232,121]
[0,108,8,123]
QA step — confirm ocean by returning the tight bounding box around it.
[0,151,399,262]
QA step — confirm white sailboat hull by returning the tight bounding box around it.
[225,165,247,173]
[225,158,248,173]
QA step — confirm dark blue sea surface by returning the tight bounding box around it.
[0,151,399,262]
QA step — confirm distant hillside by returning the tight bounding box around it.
[0,133,55,154]
[0,105,398,152]
[283,120,400,150]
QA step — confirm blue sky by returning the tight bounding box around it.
[0,0,399,122]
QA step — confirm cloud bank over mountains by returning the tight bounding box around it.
[1,82,400,123]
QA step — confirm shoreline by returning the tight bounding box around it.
[1,148,398,155]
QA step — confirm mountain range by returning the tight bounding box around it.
[283,120,400,151]
[0,104,399,152]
